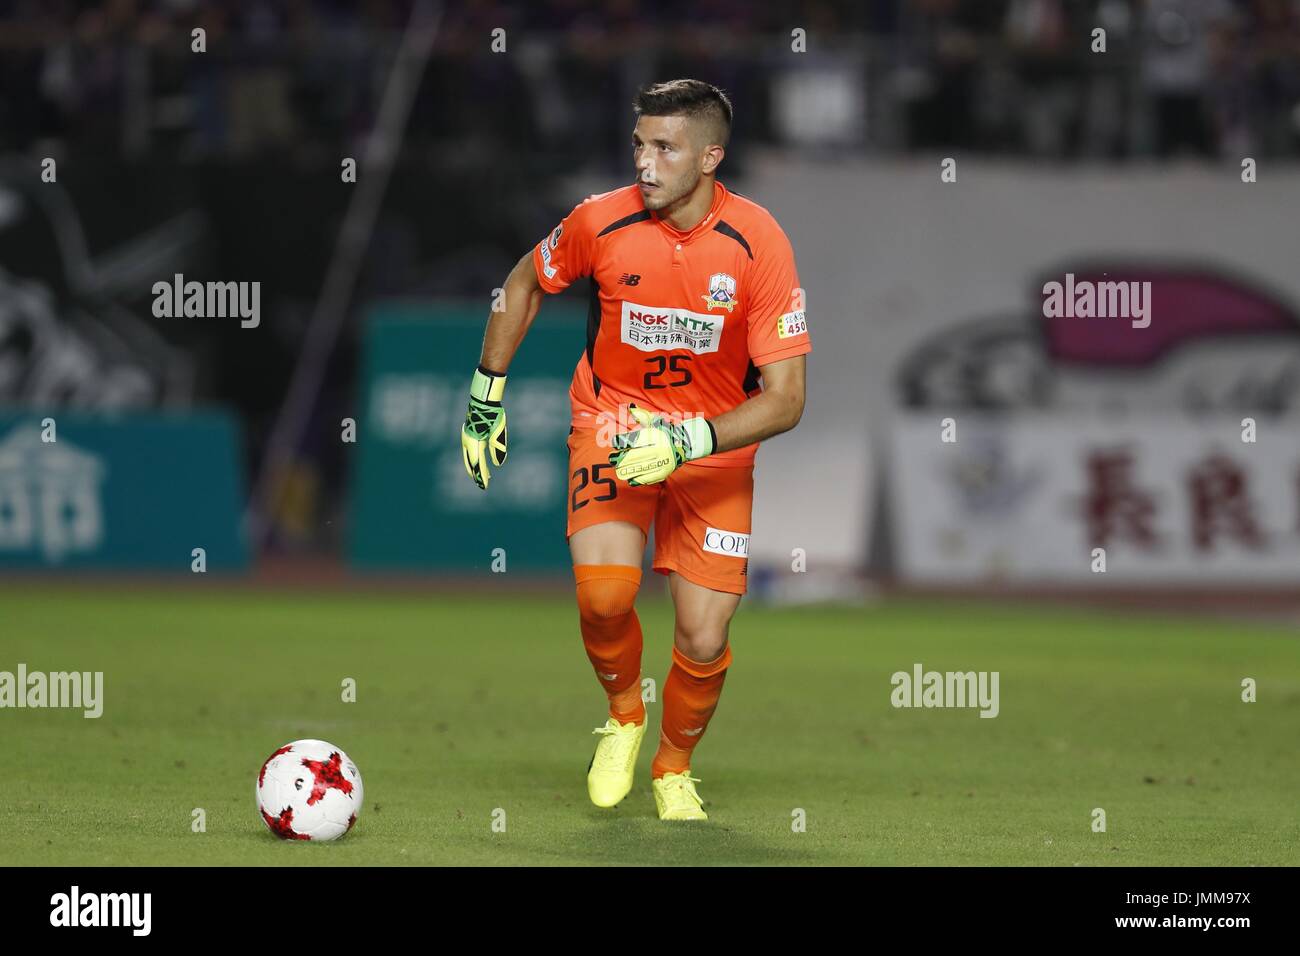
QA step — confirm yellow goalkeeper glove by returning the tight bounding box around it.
[461,365,508,490]
[607,404,715,486]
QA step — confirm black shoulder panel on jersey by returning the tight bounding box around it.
[586,277,603,398]
[596,209,652,237]
[713,220,753,259]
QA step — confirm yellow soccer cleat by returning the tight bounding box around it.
[652,771,708,821]
[586,717,646,808]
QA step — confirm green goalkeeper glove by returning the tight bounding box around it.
[461,365,508,490]
[607,403,715,486]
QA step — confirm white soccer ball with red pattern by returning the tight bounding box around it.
[256,739,364,841]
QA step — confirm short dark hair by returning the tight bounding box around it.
[633,79,733,148]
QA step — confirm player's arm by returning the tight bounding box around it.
[460,251,544,490]
[462,202,594,489]
[707,223,810,455]
[707,353,806,454]
[478,250,545,374]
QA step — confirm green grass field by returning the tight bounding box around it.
[3,586,1298,866]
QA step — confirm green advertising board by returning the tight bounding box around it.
[0,410,247,570]
[348,301,586,572]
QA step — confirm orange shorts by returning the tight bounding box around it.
[565,426,753,595]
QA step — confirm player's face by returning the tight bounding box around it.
[632,115,704,212]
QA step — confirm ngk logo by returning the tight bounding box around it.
[621,302,724,354]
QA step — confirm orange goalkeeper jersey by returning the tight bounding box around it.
[532,180,811,468]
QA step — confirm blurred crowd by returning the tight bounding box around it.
[0,0,1297,163]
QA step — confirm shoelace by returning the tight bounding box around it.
[661,773,704,806]
[590,722,637,772]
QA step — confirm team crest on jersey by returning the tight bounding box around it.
[702,273,738,312]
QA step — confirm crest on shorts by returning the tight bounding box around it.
[702,273,738,312]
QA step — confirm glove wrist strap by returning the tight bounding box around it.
[682,417,716,460]
[470,365,508,403]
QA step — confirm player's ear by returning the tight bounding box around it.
[702,144,724,175]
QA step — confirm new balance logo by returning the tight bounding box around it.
[617,274,641,286]
[682,727,704,736]
[599,672,618,681]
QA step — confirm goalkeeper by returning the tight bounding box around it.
[461,79,810,822]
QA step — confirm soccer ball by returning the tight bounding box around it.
[255,739,364,841]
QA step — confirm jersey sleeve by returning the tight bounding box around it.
[746,223,811,367]
[532,199,597,294]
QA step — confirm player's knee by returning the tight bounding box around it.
[673,627,729,666]
[575,568,640,622]
[672,638,732,676]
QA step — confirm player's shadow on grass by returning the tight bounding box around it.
[457,758,838,864]
[567,808,826,865]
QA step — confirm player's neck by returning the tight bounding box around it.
[658,178,718,233]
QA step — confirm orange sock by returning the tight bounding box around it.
[574,564,646,725]
[652,644,733,778]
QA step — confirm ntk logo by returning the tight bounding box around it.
[620,302,723,354]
